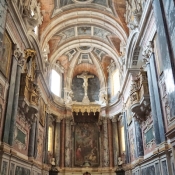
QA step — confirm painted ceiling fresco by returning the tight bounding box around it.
[54,26,112,46]
[60,0,107,7]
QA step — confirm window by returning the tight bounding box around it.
[51,69,61,97]
[112,69,120,96]
[121,126,125,152]
[48,126,53,152]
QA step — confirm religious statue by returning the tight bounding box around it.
[77,72,94,103]
[118,157,123,166]
[50,158,59,172]
[65,90,74,105]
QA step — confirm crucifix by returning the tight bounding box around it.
[77,72,94,103]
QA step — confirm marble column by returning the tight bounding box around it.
[9,53,23,145]
[146,61,161,144]
[150,54,165,143]
[153,0,175,118]
[134,119,144,157]
[60,119,65,168]
[107,118,113,167]
[123,112,130,164]
[103,118,109,167]
[43,113,49,164]
[3,56,18,143]
[143,42,165,143]
[65,118,71,167]
[112,118,119,167]
[28,117,37,157]
[55,118,61,167]
[34,119,39,159]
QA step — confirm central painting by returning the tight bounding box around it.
[74,122,99,167]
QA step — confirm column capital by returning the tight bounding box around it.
[56,118,61,123]
[103,117,108,124]
[112,118,117,123]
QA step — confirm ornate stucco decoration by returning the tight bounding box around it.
[19,49,39,115]
[125,0,144,31]
[22,0,43,31]
[130,68,150,122]
[142,41,154,64]
[72,104,100,114]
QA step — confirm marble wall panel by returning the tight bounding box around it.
[162,0,175,59]
[141,165,155,175]
[162,160,169,175]
[129,127,136,162]
[15,166,30,175]
[153,0,175,118]
[1,161,8,175]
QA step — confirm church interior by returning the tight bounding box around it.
[1,0,175,175]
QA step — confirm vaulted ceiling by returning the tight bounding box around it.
[39,0,127,89]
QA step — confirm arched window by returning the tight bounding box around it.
[112,69,120,96]
[48,126,53,152]
[51,69,61,97]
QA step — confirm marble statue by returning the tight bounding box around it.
[77,72,94,103]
